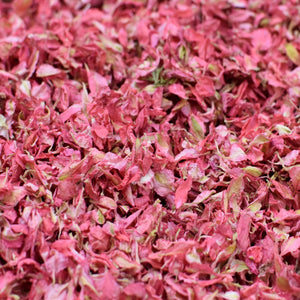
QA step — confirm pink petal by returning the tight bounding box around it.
[36,64,62,77]
[174,176,192,209]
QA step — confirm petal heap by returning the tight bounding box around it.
[0,0,299,299]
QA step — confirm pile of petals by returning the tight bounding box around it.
[0,0,300,299]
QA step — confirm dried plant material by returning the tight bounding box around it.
[0,0,299,299]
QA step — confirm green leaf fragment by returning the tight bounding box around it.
[248,201,262,213]
[179,44,188,63]
[286,43,300,65]
[98,210,105,224]
[231,259,249,272]
[243,166,262,177]
[275,124,291,135]
[191,115,204,139]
